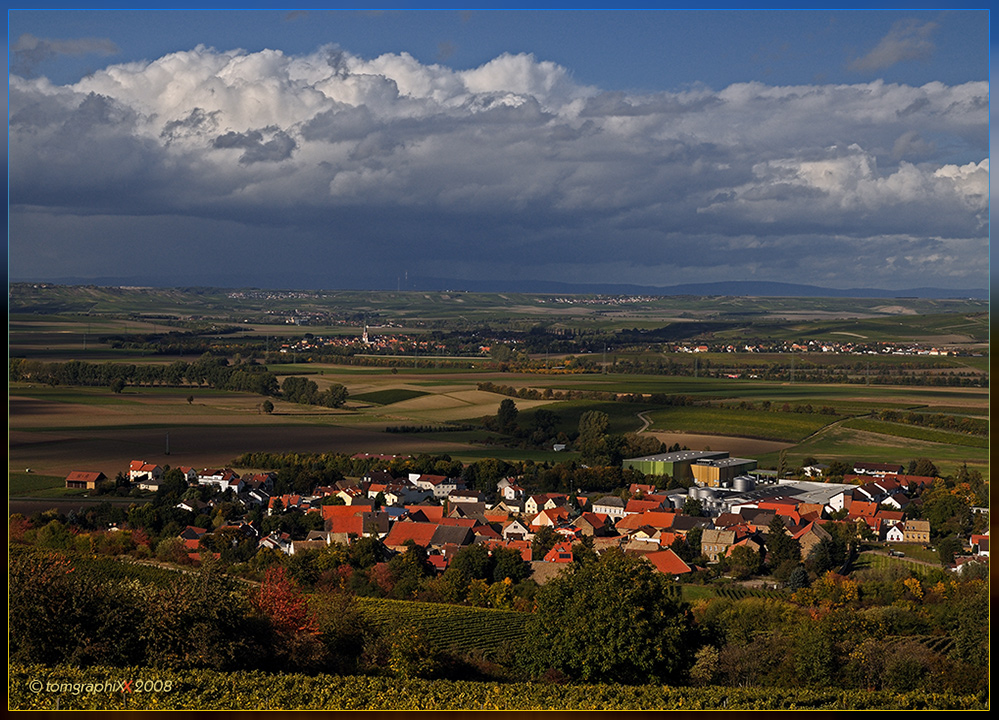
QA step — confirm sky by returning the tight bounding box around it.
[7,8,992,292]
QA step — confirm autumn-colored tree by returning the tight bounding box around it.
[254,566,326,671]
[256,566,317,636]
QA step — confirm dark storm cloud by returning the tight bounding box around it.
[161,107,222,143]
[212,127,297,164]
[7,43,988,290]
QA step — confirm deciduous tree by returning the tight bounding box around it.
[525,548,695,684]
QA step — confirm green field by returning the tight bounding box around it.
[757,424,989,482]
[8,472,68,498]
[841,418,989,449]
[646,406,839,442]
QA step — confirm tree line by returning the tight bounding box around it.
[9,356,348,408]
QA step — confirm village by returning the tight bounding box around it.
[60,449,989,583]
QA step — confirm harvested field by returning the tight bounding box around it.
[371,390,553,422]
[8,394,350,429]
[9,425,478,478]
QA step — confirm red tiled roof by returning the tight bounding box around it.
[643,549,692,575]
[384,522,439,548]
[326,515,365,536]
[321,504,368,521]
[405,504,444,521]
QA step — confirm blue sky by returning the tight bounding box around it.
[7,7,991,292]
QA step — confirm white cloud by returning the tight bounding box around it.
[7,43,989,290]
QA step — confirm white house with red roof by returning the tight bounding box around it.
[128,461,163,483]
[410,473,463,498]
[197,468,243,493]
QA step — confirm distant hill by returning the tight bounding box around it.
[17,274,989,300]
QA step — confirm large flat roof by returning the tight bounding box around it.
[695,457,757,468]
[625,450,729,463]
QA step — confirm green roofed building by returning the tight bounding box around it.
[623,451,729,481]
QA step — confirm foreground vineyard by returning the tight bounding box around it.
[9,664,986,710]
[356,597,529,654]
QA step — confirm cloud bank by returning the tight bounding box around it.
[9,43,988,290]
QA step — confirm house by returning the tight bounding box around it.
[701,528,737,563]
[628,483,658,496]
[242,472,276,494]
[473,524,502,541]
[135,476,165,492]
[178,525,208,542]
[885,524,906,543]
[726,535,766,558]
[65,471,107,490]
[592,495,627,519]
[383,522,440,552]
[291,539,329,555]
[481,538,533,563]
[543,541,574,563]
[642,548,692,576]
[498,478,526,501]
[903,519,930,544]
[259,532,293,555]
[176,466,200,483]
[670,514,713,537]
[410,474,462,498]
[197,468,243,493]
[853,462,904,476]
[616,511,676,533]
[573,512,611,537]
[429,525,475,550]
[448,503,488,522]
[502,519,531,541]
[529,507,570,530]
[493,499,525,516]
[625,498,668,515]
[405,504,445,522]
[175,498,209,513]
[128,461,163,483]
[525,494,568,516]
[448,489,484,505]
[371,483,430,506]
[970,534,989,556]
[793,521,832,558]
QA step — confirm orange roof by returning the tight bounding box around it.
[405,504,444,521]
[384,522,439,548]
[617,511,676,532]
[626,498,666,514]
[327,515,365,536]
[849,500,880,518]
[439,517,477,528]
[643,549,692,575]
[321,504,368,521]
